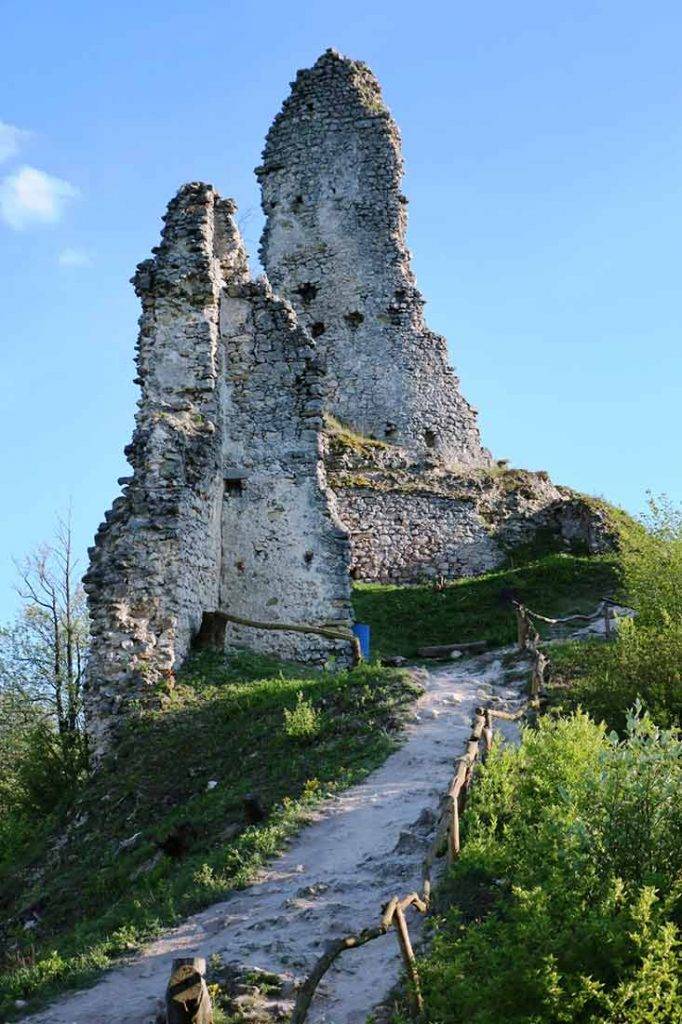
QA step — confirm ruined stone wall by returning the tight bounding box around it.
[338,490,503,583]
[218,276,353,664]
[84,185,229,757]
[325,425,616,584]
[258,49,490,468]
[85,183,354,758]
[336,480,615,585]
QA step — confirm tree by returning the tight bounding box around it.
[4,515,88,736]
[0,515,89,823]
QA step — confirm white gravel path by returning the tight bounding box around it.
[22,649,528,1024]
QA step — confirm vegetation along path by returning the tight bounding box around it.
[21,648,534,1024]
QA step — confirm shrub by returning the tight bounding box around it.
[550,495,682,731]
[417,711,682,1024]
[623,494,682,628]
[552,620,682,731]
[283,692,321,740]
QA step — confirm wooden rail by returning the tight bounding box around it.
[513,596,627,703]
[172,596,627,1023]
[291,596,627,1022]
[290,699,508,1023]
[195,610,362,664]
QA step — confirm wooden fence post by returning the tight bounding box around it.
[394,905,424,1017]
[450,793,460,860]
[516,604,529,650]
[165,957,213,1024]
[483,708,493,755]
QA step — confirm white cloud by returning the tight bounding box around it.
[58,246,92,268]
[0,121,31,164]
[0,165,79,230]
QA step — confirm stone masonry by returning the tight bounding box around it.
[325,425,616,584]
[85,51,615,755]
[84,183,354,758]
[258,49,490,467]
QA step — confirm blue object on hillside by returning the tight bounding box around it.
[352,623,371,659]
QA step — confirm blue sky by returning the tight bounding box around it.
[1,0,681,620]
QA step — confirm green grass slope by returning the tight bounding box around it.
[0,653,419,1017]
[353,553,621,659]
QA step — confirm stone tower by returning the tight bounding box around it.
[84,183,354,758]
[258,49,490,467]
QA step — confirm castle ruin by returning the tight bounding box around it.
[83,184,354,757]
[84,51,612,756]
[258,51,489,466]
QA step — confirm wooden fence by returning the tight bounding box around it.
[167,596,626,1023]
[290,597,626,1023]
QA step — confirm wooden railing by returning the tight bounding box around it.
[290,596,628,1023]
[290,700,510,1023]
[513,596,627,703]
[166,596,629,1023]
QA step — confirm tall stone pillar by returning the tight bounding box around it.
[258,49,490,468]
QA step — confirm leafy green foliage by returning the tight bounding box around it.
[549,496,682,731]
[0,651,419,1017]
[353,553,620,659]
[416,711,682,1024]
[283,692,321,740]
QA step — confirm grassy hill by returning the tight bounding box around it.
[353,552,621,659]
[0,550,636,1018]
[0,654,419,1017]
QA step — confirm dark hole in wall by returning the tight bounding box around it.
[311,322,326,338]
[224,477,244,495]
[344,310,364,330]
[295,282,318,304]
[291,195,304,211]
[307,103,314,112]
[385,422,397,437]
[424,429,437,449]
[304,550,314,564]
[394,288,407,301]
[193,611,228,651]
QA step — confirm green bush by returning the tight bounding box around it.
[416,711,682,1024]
[283,692,321,740]
[622,494,682,628]
[550,496,682,731]
[552,620,682,732]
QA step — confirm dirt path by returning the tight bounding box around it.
[23,649,529,1024]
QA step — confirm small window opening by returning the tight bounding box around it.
[424,429,437,449]
[304,550,314,564]
[295,282,318,304]
[311,322,326,338]
[224,477,244,495]
[344,310,364,330]
[291,195,304,211]
[394,288,407,301]
[307,102,314,112]
[384,422,397,438]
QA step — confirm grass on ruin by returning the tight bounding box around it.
[0,652,420,1018]
[324,413,391,452]
[352,553,621,659]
